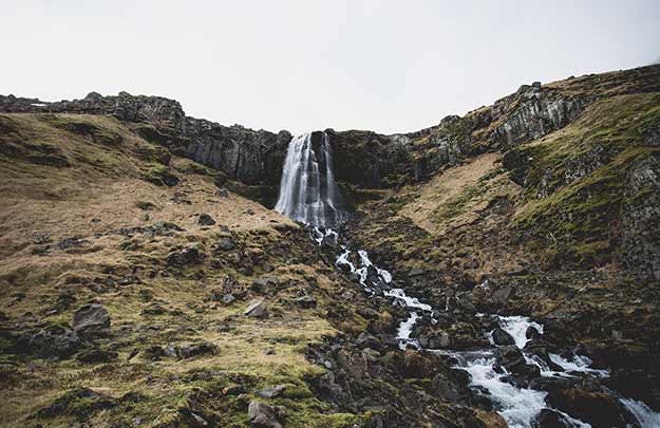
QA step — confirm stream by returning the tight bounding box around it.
[333,242,660,428]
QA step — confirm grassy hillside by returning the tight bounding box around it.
[0,114,357,427]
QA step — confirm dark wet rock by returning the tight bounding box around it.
[75,347,119,364]
[494,345,540,384]
[417,330,451,349]
[526,326,542,340]
[198,213,216,226]
[218,188,230,197]
[72,304,110,334]
[216,237,236,251]
[534,409,571,427]
[257,384,286,399]
[245,299,268,318]
[491,328,516,346]
[18,325,81,358]
[293,295,317,309]
[166,245,205,266]
[529,375,576,393]
[247,400,285,428]
[546,387,628,427]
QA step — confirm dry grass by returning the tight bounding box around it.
[0,113,347,427]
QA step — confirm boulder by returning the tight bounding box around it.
[176,342,218,359]
[20,325,81,358]
[546,387,628,427]
[245,299,268,318]
[247,401,285,428]
[198,213,216,226]
[491,328,515,346]
[72,304,110,334]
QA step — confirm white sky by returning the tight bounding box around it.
[2,0,659,134]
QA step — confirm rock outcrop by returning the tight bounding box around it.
[0,92,291,187]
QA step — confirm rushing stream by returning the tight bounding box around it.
[275,132,660,428]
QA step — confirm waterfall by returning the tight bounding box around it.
[275,131,348,228]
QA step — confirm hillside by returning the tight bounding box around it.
[1,65,660,428]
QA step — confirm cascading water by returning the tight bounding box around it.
[275,131,349,229]
[273,132,660,428]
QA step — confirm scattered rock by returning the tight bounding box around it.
[258,384,286,399]
[175,341,218,359]
[166,245,205,266]
[245,299,268,318]
[247,401,285,428]
[216,237,236,251]
[293,295,317,309]
[57,236,86,250]
[72,304,111,335]
[251,277,280,294]
[221,293,236,305]
[198,213,216,226]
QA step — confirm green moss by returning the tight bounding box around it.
[143,163,180,187]
[512,92,660,267]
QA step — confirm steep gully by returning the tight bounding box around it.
[274,132,660,428]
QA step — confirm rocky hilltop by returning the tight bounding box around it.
[1,64,659,427]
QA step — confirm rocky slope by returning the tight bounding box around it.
[1,64,659,427]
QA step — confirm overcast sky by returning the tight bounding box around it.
[2,1,659,134]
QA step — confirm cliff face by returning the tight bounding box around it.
[0,91,291,187]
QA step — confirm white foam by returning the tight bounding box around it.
[620,398,660,427]
[547,354,609,378]
[494,315,543,349]
[384,288,432,312]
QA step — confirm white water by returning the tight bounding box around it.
[494,315,543,349]
[275,132,348,228]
